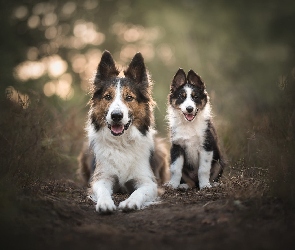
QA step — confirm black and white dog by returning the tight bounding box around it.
[167,69,225,189]
[85,51,168,213]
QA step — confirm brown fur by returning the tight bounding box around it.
[77,142,93,186]
[90,86,116,129]
[150,137,170,185]
[78,50,168,187]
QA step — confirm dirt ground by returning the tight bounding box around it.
[2,179,295,250]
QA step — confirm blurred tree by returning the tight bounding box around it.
[0,0,294,139]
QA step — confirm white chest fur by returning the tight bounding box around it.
[87,122,155,184]
[168,103,211,165]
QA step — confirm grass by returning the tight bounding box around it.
[0,93,85,193]
[222,70,295,208]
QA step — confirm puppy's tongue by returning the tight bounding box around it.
[111,124,124,135]
[184,114,195,121]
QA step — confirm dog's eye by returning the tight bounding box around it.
[178,93,186,100]
[103,94,112,101]
[126,95,134,102]
[192,94,198,100]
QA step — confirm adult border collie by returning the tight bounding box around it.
[167,69,225,190]
[84,51,168,213]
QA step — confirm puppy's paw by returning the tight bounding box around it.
[96,197,116,214]
[178,183,190,190]
[164,180,179,189]
[199,183,212,190]
[119,198,142,212]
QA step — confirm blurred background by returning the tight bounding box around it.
[0,0,294,205]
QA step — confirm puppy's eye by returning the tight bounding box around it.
[178,92,186,99]
[126,95,134,102]
[192,94,199,100]
[103,94,112,101]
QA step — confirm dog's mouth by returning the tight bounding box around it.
[183,109,198,122]
[184,113,195,121]
[108,120,131,136]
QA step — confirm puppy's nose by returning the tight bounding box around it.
[111,110,123,122]
[186,106,194,113]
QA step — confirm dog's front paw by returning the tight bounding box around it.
[199,183,212,190]
[178,183,190,190]
[119,198,142,212]
[164,180,179,189]
[96,197,116,214]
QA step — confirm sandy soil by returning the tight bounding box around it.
[2,179,295,250]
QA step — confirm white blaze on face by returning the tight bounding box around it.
[106,80,130,135]
[179,86,197,121]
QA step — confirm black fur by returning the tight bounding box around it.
[168,69,225,188]
[91,113,101,132]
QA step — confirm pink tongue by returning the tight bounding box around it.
[185,114,195,121]
[111,124,124,134]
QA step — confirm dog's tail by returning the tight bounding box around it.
[151,136,170,185]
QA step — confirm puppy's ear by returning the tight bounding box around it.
[171,68,186,92]
[124,52,148,85]
[187,70,205,90]
[95,50,119,81]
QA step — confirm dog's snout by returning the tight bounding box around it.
[111,110,123,122]
[186,106,194,113]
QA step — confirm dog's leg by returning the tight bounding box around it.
[118,179,157,211]
[168,155,184,188]
[92,178,116,213]
[166,144,184,188]
[198,150,213,189]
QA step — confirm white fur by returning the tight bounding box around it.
[167,155,184,188]
[106,80,129,125]
[87,117,157,212]
[179,87,197,115]
[92,179,116,213]
[167,97,213,189]
[198,150,213,189]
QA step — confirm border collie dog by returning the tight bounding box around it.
[86,51,168,213]
[167,69,225,190]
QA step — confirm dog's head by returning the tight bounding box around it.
[90,50,154,136]
[169,69,208,122]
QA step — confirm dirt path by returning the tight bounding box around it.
[3,179,295,250]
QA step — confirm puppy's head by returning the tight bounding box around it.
[169,69,207,122]
[90,50,154,136]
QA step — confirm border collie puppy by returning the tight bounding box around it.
[167,69,225,189]
[85,50,168,213]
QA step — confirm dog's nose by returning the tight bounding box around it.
[111,110,123,122]
[186,106,194,113]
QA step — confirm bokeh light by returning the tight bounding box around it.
[14,61,45,81]
[7,0,295,140]
[47,55,68,78]
[14,6,28,19]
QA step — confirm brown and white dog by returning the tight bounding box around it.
[166,69,225,189]
[82,51,168,213]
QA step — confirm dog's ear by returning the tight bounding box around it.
[124,52,148,85]
[171,68,186,92]
[96,50,119,81]
[187,70,205,90]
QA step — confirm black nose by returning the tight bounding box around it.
[186,106,194,113]
[111,110,123,122]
